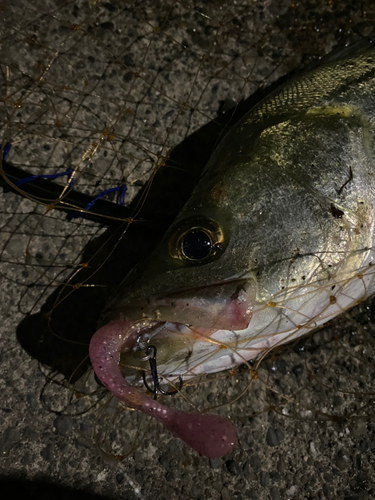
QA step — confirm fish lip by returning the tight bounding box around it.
[106,277,256,332]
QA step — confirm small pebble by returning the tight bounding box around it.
[335,455,349,470]
[212,481,223,493]
[40,444,54,461]
[286,485,298,497]
[242,461,256,481]
[266,426,284,447]
[165,470,175,482]
[260,471,270,486]
[0,427,20,454]
[53,415,73,435]
[100,21,114,30]
[277,458,286,473]
[270,471,281,483]
[209,457,222,469]
[270,487,281,500]
[226,459,241,476]
[350,471,368,492]
[116,473,124,485]
[292,363,304,378]
[221,487,231,500]
[249,454,262,471]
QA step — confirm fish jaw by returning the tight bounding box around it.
[109,278,256,331]
[89,320,237,458]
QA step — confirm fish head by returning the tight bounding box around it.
[100,181,260,380]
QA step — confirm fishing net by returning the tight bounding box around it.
[1,0,375,498]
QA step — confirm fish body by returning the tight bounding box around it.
[106,46,375,378]
[89,46,375,457]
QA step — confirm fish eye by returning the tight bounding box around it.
[181,229,212,261]
[169,217,225,264]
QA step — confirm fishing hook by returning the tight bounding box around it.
[141,345,183,400]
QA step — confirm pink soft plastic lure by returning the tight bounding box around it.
[89,320,237,458]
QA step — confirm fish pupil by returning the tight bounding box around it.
[182,229,212,260]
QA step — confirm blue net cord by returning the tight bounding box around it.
[77,184,127,212]
[1,143,128,219]
[118,184,127,206]
[69,183,127,219]
[14,167,75,188]
[0,142,11,160]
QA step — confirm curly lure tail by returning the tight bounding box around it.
[89,321,237,458]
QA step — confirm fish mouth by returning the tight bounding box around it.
[104,277,257,380]
[100,277,257,383]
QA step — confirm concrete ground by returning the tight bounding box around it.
[1,1,375,499]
